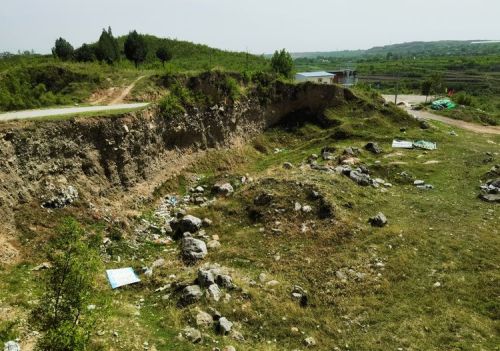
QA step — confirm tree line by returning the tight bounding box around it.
[52,27,173,68]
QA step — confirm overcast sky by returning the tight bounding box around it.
[1,0,499,54]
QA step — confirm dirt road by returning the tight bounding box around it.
[91,75,145,105]
[383,94,500,135]
[0,103,149,122]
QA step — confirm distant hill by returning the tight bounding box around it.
[292,40,500,59]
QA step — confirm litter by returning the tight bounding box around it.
[106,268,141,289]
[166,195,178,206]
[392,140,437,150]
[413,140,437,150]
[392,140,413,149]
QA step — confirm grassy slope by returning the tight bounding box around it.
[0,36,269,112]
[1,95,498,350]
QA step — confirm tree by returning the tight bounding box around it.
[124,30,148,68]
[421,79,432,102]
[95,27,120,64]
[52,38,74,61]
[74,44,96,62]
[271,49,294,78]
[156,43,173,67]
[31,218,103,351]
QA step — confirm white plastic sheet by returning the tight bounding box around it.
[106,268,140,289]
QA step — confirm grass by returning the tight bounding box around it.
[1,99,499,350]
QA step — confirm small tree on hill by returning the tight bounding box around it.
[124,30,148,68]
[31,218,103,351]
[271,49,294,78]
[156,43,173,67]
[74,43,96,62]
[52,37,74,61]
[96,27,120,64]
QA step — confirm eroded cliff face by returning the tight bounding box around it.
[0,80,358,241]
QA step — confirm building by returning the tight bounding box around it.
[328,69,358,87]
[295,71,336,85]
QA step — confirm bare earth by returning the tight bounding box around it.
[383,94,500,135]
[91,75,145,105]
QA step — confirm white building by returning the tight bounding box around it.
[295,71,336,85]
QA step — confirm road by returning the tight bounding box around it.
[0,103,149,122]
[383,94,500,135]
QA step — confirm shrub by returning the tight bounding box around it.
[453,92,475,106]
[31,218,103,351]
[159,94,185,117]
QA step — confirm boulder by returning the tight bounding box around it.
[364,142,382,154]
[41,185,78,209]
[196,310,214,327]
[216,274,234,289]
[181,236,207,262]
[349,170,372,186]
[179,215,202,233]
[4,341,20,351]
[369,212,388,227]
[304,336,317,347]
[207,284,222,301]
[479,193,500,203]
[180,285,203,305]
[217,317,233,335]
[213,182,234,196]
[182,327,202,343]
[198,268,216,287]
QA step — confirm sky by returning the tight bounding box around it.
[1,0,499,54]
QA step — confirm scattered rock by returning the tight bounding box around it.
[181,235,208,263]
[283,162,294,169]
[302,205,312,213]
[207,240,222,249]
[178,215,203,233]
[414,180,425,186]
[420,120,431,129]
[152,258,165,269]
[42,185,78,209]
[4,341,20,351]
[180,285,203,305]
[304,336,317,347]
[198,269,216,287]
[254,193,273,206]
[196,310,214,327]
[31,262,52,271]
[216,274,234,289]
[213,182,234,196]
[223,346,236,351]
[480,193,500,203]
[364,142,382,154]
[349,170,372,186]
[202,218,213,227]
[182,327,202,343]
[207,284,222,302]
[217,317,233,335]
[369,212,388,227]
[230,330,245,341]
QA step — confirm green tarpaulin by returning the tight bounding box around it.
[431,98,456,110]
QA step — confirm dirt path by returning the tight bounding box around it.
[90,75,145,105]
[383,94,500,135]
[110,75,145,105]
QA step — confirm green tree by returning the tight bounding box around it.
[52,38,74,61]
[271,49,294,78]
[421,79,432,102]
[74,44,96,62]
[156,43,173,67]
[95,27,120,64]
[31,218,103,351]
[124,30,148,68]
